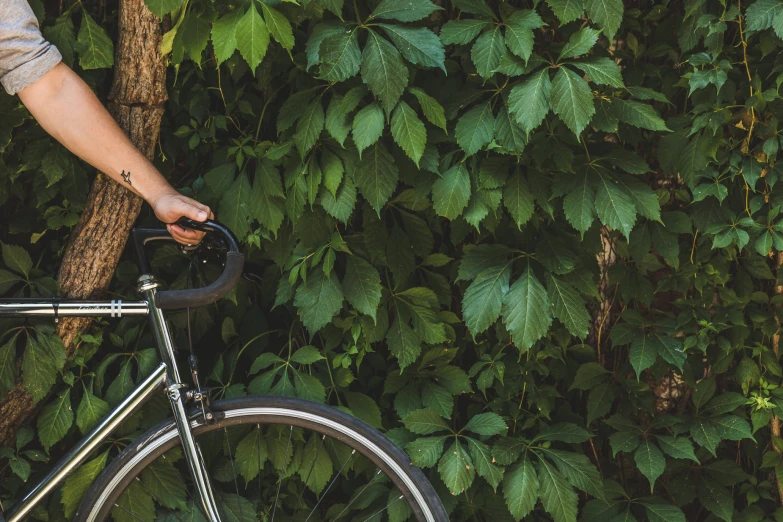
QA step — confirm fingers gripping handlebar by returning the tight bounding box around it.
[131,218,244,310]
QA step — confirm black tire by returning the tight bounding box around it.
[74,396,449,522]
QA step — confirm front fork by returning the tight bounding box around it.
[139,275,223,522]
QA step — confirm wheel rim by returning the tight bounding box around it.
[82,404,442,522]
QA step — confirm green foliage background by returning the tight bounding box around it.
[5,0,783,520]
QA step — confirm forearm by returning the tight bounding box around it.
[17,62,176,205]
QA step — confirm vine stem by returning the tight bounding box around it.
[738,0,756,146]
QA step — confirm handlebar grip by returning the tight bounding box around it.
[147,218,244,310]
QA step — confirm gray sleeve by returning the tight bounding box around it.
[0,0,62,95]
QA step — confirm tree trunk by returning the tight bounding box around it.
[770,251,783,502]
[0,0,167,447]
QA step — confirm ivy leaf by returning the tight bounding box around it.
[407,436,447,467]
[464,412,507,436]
[456,103,495,156]
[503,172,535,228]
[369,0,442,22]
[504,11,541,62]
[212,10,242,64]
[295,98,325,156]
[0,334,18,396]
[558,28,600,60]
[629,334,657,378]
[38,388,73,451]
[438,440,476,495]
[75,11,114,69]
[545,0,585,24]
[656,436,699,463]
[141,460,188,510]
[380,25,446,73]
[387,315,422,370]
[691,419,721,456]
[235,5,270,72]
[698,477,734,522]
[587,382,615,424]
[404,409,451,435]
[454,0,497,18]
[440,19,491,45]
[432,164,472,220]
[502,265,553,352]
[145,0,183,18]
[543,449,605,499]
[463,263,511,336]
[362,30,409,112]
[76,387,110,435]
[569,57,624,87]
[409,87,447,131]
[471,26,506,79]
[306,21,347,69]
[251,160,285,235]
[113,481,156,522]
[586,0,624,40]
[746,0,783,38]
[318,29,361,82]
[353,103,386,156]
[466,438,504,489]
[595,173,636,239]
[260,3,294,52]
[293,268,344,335]
[538,458,578,522]
[641,501,687,522]
[504,457,539,519]
[508,68,552,133]
[320,177,357,223]
[343,256,382,322]
[22,335,66,403]
[219,173,252,240]
[634,439,665,492]
[546,274,590,339]
[61,451,108,519]
[550,66,595,136]
[563,174,597,235]
[391,101,427,166]
[355,142,400,213]
[612,99,670,131]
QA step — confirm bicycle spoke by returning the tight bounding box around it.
[296,434,325,508]
[270,425,293,522]
[224,427,246,521]
[361,495,404,522]
[303,449,356,522]
[332,469,383,521]
[256,424,262,507]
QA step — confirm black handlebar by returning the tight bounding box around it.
[131,218,244,310]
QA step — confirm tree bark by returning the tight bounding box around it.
[0,0,167,446]
[770,251,783,502]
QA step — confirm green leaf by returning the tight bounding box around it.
[346,391,383,428]
[321,177,357,223]
[691,419,721,456]
[641,501,687,522]
[293,268,344,335]
[698,477,734,522]
[391,101,427,166]
[438,440,476,495]
[409,87,447,131]
[458,244,511,281]
[587,382,615,424]
[440,19,491,45]
[38,388,73,451]
[505,11,541,62]
[112,481,156,522]
[380,25,446,73]
[407,436,447,467]
[295,98,325,156]
[586,0,624,39]
[219,173,252,240]
[546,0,585,24]
[612,99,670,131]
[456,103,495,156]
[432,164,472,220]
[570,362,609,390]
[318,29,362,82]
[343,256,382,322]
[0,334,18,396]
[387,314,422,370]
[466,438,504,489]
[504,457,539,519]
[503,171,535,228]
[251,160,285,235]
[75,11,114,69]
[362,30,409,112]
[404,409,451,434]
[537,423,591,443]
[563,174,596,235]
[260,3,294,51]
[595,173,636,238]
[656,436,699,463]
[3,243,32,278]
[141,460,187,510]
[550,66,595,136]
[746,0,783,37]
[609,431,640,456]
[464,412,508,436]
[353,102,386,156]
[370,0,441,22]
[569,57,624,87]
[538,458,579,522]
[712,415,753,441]
[634,439,665,492]
[463,263,512,336]
[44,15,76,67]
[76,387,110,435]
[145,0,183,18]
[547,274,589,339]
[211,9,242,64]
[502,265,553,351]
[629,334,657,378]
[508,68,551,133]
[558,27,600,60]
[355,142,399,213]
[61,451,108,519]
[543,449,605,499]
[454,0,497,18]
[22,335,66,403]
[235,5,270,72]
[471,26,506,79]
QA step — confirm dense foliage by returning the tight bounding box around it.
[7,0,783,520]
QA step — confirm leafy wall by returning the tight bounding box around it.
[3,0,783,520]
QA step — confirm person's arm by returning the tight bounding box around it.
[17,62,209,244]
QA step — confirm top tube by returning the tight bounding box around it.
[0,299,149,318]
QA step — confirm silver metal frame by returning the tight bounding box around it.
[1,275,224,522]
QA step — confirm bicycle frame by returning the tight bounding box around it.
[0,275,224,522]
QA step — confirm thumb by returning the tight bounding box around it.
[171,198,209,223]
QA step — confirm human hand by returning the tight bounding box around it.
[151,192,214,244]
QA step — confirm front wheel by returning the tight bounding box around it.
[75,396,449,522]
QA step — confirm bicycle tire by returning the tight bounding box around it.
[74,396,449,522]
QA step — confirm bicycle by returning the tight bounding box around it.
[0,219,449,522]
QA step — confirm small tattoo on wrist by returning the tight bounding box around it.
[121,170,132,186]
